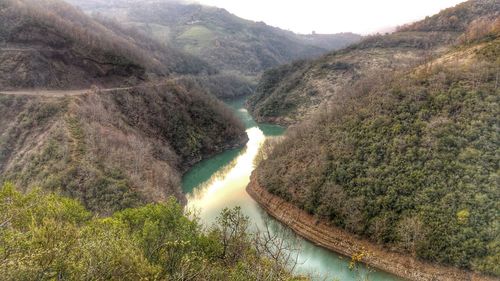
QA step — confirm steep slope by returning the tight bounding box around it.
[66,0,362,80]
[0,81,246,214]
[251,14,500,277]
[0,0,214,90]
[247,0,499,125]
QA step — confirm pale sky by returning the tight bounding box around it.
[195,0,467,34]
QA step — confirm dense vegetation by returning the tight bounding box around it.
[0,183,299,280]
[247,0,499,125]
[255,32,500,276]
[246,60,311,122]
[0,82,246,214]
[246,31,448,124]
[67,0,361,80]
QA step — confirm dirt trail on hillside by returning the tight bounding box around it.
[0,87,134,97]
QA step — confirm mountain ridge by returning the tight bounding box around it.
[66,0,362,80]
[246,0,499,124]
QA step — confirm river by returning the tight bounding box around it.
[182,97,402,281]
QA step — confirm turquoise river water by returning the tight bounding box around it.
[182,98,402,281]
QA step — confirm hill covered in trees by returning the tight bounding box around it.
[0,0,215,90]
[66,0,362,81]
[253,5,500,276]
[0,82,247,214]
[247,0,499,125]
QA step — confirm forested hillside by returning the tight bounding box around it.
[247,0,499,125]
[66,0,361,80]
[254,16,500,276]
[0,0,254,214]
[0,82,246,214]
[0,183,298,280]
[2,0,499,279]
[0,0,214,90]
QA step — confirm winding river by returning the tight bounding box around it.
[182,98,402,281]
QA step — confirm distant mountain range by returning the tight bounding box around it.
[66,0,362,80]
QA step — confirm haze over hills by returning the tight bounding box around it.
[251,0,500,276]
[247,0,499,124]
[66,0,362,80]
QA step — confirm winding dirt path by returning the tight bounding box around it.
[0,87,134,97]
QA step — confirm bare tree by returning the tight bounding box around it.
[253,218,302,280]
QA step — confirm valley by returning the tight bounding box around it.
[182,98,403,281]
[66,0,362,81]
[0,0,499,280]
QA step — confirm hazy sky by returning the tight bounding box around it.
[195,0,466,34]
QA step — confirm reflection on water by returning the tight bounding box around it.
[182,99,402,281]
[182,148,242,193]
[185,127,265,224]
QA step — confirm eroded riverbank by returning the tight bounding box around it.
[247,172,498,281]
[181,98,404,280]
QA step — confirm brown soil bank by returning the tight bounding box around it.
[246,172,498,281]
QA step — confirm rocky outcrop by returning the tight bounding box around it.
[247,172,498,281]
